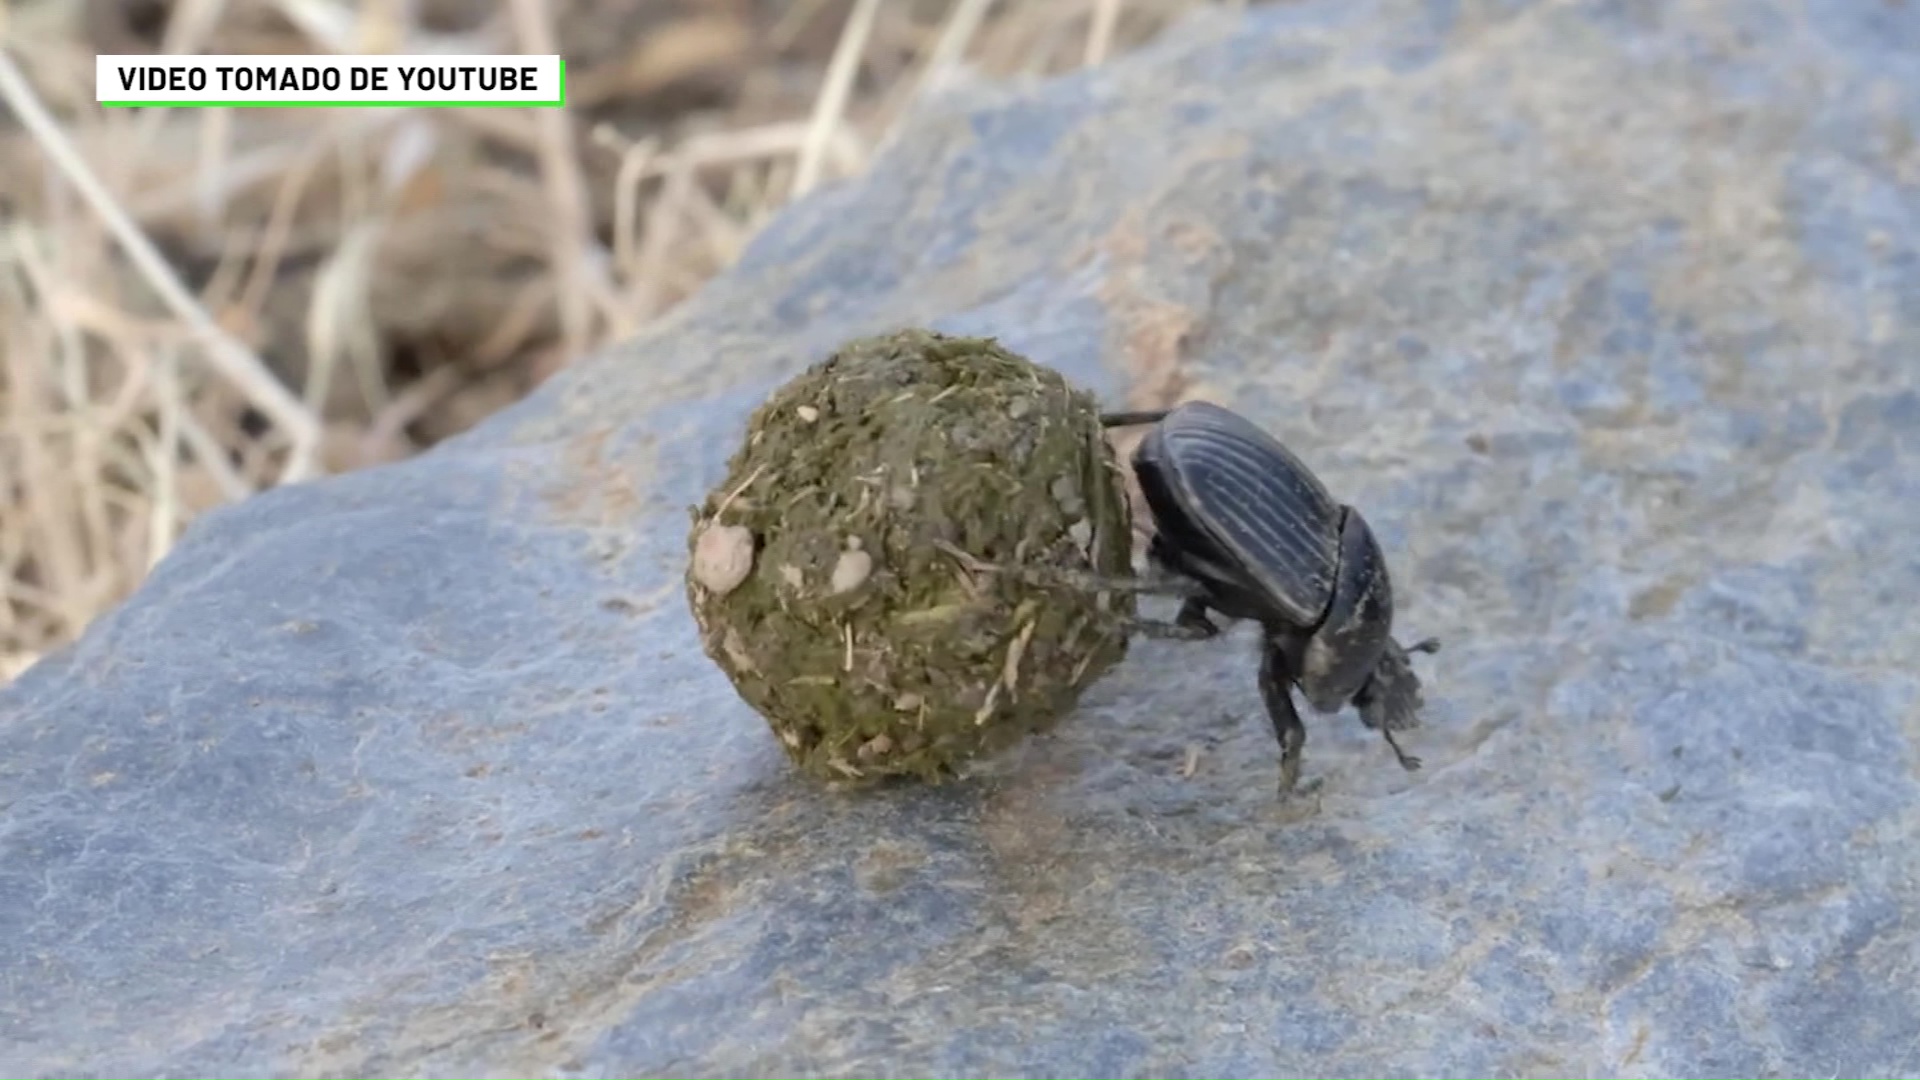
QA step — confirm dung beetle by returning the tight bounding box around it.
[1094,401,1440,797]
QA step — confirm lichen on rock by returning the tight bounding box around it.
[685,329,1136,783]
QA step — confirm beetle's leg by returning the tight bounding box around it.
[933,541,1202,598]
[935,540,1222,640]
[1258,637,1309,798]
[1043,570,1201,598]
[1176,596,1219,635]
[996,566,1203,601]
[1120,596,1221,641]
[1124,619,1213,641]
[1406,637,1441,655]
[1352,655,1425,771]
[1380,728,1423,772]
[1099,409,1171,429]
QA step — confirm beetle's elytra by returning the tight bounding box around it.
[1101,401,1439,797]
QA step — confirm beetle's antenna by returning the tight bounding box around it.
[1099,409,1171,428]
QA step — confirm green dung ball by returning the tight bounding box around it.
[685,329,1138,783]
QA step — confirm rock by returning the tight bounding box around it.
[689,522,755,596]
[3,0,1918,1075]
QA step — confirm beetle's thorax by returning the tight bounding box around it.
[1296,505,1395,712]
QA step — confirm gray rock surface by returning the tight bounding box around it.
[5,0,1919,1075]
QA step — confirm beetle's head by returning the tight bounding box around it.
[1354,636,1437,733]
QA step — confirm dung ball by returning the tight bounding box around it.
[685,329,1138,783]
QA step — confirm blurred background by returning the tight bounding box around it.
[0,0,1262,680]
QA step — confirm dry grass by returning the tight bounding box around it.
[0,0,1250,682]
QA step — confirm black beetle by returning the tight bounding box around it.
[1093,401,1439,796]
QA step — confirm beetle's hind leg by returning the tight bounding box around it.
[1123,596,1220,641]
[1099,409,1172,429]
[934,540,1219,640]
[933,541,1206,600]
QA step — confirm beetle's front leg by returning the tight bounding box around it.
[1380,729,1422,772]
[1354,638,1428,771]
[1353,672,1423,771]
[1258,637,1310,798]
